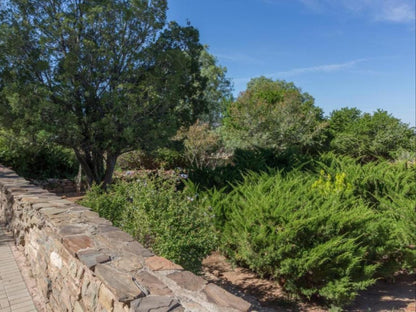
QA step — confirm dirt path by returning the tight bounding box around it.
[202,252,415,312]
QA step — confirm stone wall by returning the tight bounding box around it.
[33,178,85,195]
[0,165,251,312]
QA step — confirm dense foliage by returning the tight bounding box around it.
[329,108,415,161]
[0,128,77,179]
[208,154,416,306]
[81,173,217,272]
[198,46,233,125]
[222,77,327,154]
[0,0,207,187]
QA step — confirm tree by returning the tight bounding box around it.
[0,0,206,187]
[329,108,415,161]
[174,120,222,169]
[222,76,327,154]
[198,46,233,126]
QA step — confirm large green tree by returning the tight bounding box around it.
[0,0,206,187]
[222,77,327,154]
[198,46,233,126]
[329,108,415,161]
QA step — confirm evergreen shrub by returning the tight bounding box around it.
[210,154,416,306]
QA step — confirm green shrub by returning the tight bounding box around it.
[328,108,415,162]
[82,175,217,272]
[0,129,77,179]
[316,154,416,276]
[117,148,185,170]
[153,147,185,169]
[209,155,416,307]
[81,182,129,227]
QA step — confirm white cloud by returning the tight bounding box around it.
[271,58,366,77]
[230,58,368,95]
[298,0,415,24]
[376,1,415,23]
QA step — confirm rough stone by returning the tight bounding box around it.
[167,271,207,292]
[73,301,84,312]
[95,263,143,303]
[134,271,173,296]
[145,256,183,271]
[130,296,183,312]
[63,235,94,255]
[76,249,111,269]
[121,241,154,258]
[81,278,101,311]
[203,283,251,311]
[99,284,115,311]
[102,230,135,243]
[111,253,144,273]
[39,207,66,216]
[59,224,90,236]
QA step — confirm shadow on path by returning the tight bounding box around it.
[346,274,415,312]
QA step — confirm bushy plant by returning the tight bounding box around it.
[328,108,415,162]
[316,154,416,276]
[81,182,130,227]
[82,175,217,272]
[117,148,185,170]
[209,155,416,307]
[221,77,327,154]
[0,129,77,179]
[174,120,223,169]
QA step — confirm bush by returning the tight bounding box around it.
[117,148,185,170]
[221,77,327,154]
[0,129,77,179]
[328,108,415,162]
[82,175,217,272]
[174,120,223,169]
[209,155,416,307]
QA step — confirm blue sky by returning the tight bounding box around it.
[167,0,415,126]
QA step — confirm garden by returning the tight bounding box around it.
[0,1,415,309]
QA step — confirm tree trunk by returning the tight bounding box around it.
[74,148,116,189]
[102,153,118,189]
[75,163,82,195]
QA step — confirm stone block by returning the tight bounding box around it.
[63,235,94,255]
[145,256,183,272]
[120,241,153,258]
[167,271,207,292]
[39,207,66,216]
[114,301,130,312]
[133,271,173,296]
[130,296,183,312]
[202,283,251,312]
[111,253,144,273]
[77,249,111,269]
[59,224,90,236]
[73,301,85,312]
[95,264,143,303]
[102,230,135,243]
[81,279,101,311]
[99,284,115,311]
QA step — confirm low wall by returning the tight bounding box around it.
[33,178,85,195]
[0,165,251,312]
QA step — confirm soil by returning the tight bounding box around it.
[201,252,416,312]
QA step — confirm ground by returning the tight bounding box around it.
[201,252,415,312]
